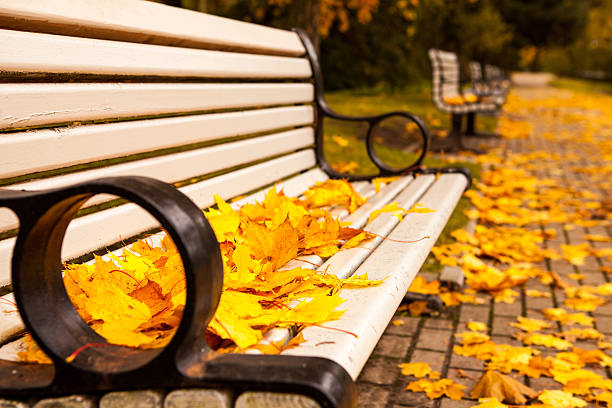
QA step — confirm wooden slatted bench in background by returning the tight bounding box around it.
[469,61,509,105]
[0,1,471,407]
[428,49,505,151]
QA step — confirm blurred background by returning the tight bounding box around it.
[152,0,611,89]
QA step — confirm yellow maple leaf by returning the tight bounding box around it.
[467,321,487,331]
[510,316,552,332]
[372,176,400,193]
[398,362,440,379]
[538,390,586,408]
[368,201,407,223]
[405,378,465,400]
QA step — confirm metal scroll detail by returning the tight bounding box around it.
[294,28,430,181]
[0,177,356,408]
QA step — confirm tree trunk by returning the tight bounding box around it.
[289,0,321,53]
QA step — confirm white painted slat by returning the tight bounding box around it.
[0,29,311,78]
[0,293,23,344]
[283,174,468,379]
[0,0,305,56]
[0,150,316,286]
[322,175,435,279]
[0,128,315,233]
[0,83,314,130]
[0,105,314,179]
[0,337,25,362]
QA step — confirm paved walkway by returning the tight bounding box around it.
[358,80,612,407]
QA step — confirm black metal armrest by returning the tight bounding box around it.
[294,29,429,181]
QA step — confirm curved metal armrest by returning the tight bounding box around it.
[318,100,430,179]
[294,28,430,180]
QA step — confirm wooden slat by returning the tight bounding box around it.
[0,105,314,179]
[0,0,305,56]
[320,175,435,279]
[0,150,316,286]
[0,83,314,130]
[0,29,311,78]
[283,174,468,379]
[0,293,22,344]
[0,128,315,233]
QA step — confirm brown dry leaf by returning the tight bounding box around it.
[469,370,537,404]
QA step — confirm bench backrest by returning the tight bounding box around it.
[0,0,318,288]
[428,48,461,111]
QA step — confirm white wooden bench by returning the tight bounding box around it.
[0,1,471,407]
[428,49,504,151]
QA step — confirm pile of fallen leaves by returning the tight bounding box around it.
[402,87,612,407]
[20,179,390,362]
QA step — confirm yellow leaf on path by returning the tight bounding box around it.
[398,362,440,379]
[584,234,610,242]
[471,398,509,408]
[405,378,465,400]
[470,370,537,404]
[561,243,591,266]
[467,321,487,331]
[510,316,552,332]
[392,319,405,326]
[538,390,586,408]
[519,333,572,350]
[525,289,551,298]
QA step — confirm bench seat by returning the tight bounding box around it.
[0,1,470,406]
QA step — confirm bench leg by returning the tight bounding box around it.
[429,114,462,152]
[465,112,476,136]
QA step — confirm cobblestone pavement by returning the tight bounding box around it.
[357,83,612,407]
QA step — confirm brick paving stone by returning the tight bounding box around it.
[525,294,554,310]
[491,316,517,336]
[593,304,612,316]
[164,389,232,408]
[0,401,29,408]
[449,352,485,371]
[492,300,522,317]
[594,315,612,334]
[549,259,576,275]
[34,396,96,408]
[409,349,446,373]
[446,368,480,393]
[438,399,475,408]
[574,340,600,350]
[523,279,551,291]
[372,334,412,359]
[529,376,562,391]
[100,390,162,408]
[459,305,490,323]
[386,316,420,336]
[581,272,606,286]
[359,357,402,385]
[423,319,454,330]
[415,328,452,352]
[355,383,390,408]
[393,377,434,408]
[491,336,523,347]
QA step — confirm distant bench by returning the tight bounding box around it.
[0,2,470,407]
[428,49,509,151]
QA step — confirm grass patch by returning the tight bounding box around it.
[550,77,612,95]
